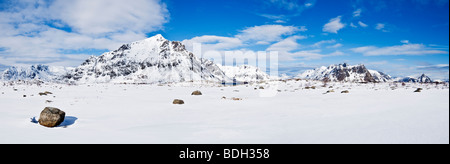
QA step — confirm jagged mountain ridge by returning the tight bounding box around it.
[297,63,392,83]
[397,74,433,83]
[1,65,72,82]
[62,34,233,84]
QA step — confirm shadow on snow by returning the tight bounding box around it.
[30,116,78,128]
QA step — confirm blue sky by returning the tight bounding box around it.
[0,0,449,79]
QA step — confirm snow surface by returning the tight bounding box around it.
[0,80,448,144]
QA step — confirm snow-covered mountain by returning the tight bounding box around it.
[297,63,392,83]
[397,74,433,83]
[1,65,72,82]
[62,34,230,84]
[418,74,433,83]
[218,65,270,82]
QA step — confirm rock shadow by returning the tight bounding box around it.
[30,116,78,128]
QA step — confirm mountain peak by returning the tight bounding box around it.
[148,34,166,41]
[62,35,231,84]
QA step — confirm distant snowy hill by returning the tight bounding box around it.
[218,65,270,82]
[62,34,233,84]
[397,74,433,83]
[297,63,392,83]
[1,65,72,82]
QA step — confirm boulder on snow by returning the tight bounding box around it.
[232,97,243,101]
[341,90,350,94]
[38,107,65,128]
[173,99,185,104]
[414,88,423,92]
[324,90,335,94]
[191,90,202,96]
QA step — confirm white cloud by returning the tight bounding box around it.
[274,20,286,23]
[351,43,449,56]
[323,16,346,34]
[182,35,243,52]
[358,21,368,28]
[350,23,358,28]
[293,50,344,60]
[401,40,410,44]
[0,0,169,67]
[353,9,362,17]
[375,23,386,30]
[312,39,336,48]
[265,37,344,61]
[182,24,307,59]
[236,25,303,43]
[268,0,316,11]
[267,35,306,52]
[269,0,300,10]
[327,43,344,49]
[49,0,168,35]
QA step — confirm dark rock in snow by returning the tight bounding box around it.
[38,107,65,127]
[191,90,202,96]
[173,99,185,105]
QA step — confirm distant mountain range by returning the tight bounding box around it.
[1,65,72,82]
[296,63,392,83]
[0,35,267,84]
[396,74,434,83]
[0,34,443,84]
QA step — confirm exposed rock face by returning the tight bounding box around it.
[38,107,65,127]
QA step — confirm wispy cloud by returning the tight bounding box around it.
[358,21,368,28]
[237,25,304,44]
[267,0,316,11]
[323,16,346,34]
[416,64,449,71]
[351,43,449,56]
[183,24,306,53]
[312,39,336,48]
[375,23,392,32]
[353,8,362,17]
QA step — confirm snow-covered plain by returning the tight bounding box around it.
[0,81,448,144]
